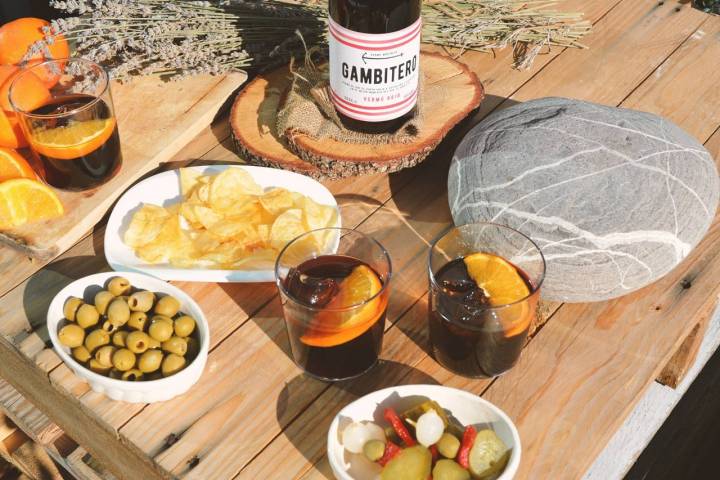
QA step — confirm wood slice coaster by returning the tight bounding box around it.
[231,51,483,179]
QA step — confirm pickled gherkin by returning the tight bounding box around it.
[363,439,385,462]
[437,432,461,459]
[468,429,509,479]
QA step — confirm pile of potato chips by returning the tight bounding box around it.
[123,167,338,269]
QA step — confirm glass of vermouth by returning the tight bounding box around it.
[9,57,122,191]
[275,228,391,381]
[428,223,546,378]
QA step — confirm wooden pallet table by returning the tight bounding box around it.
[0,1,719,479]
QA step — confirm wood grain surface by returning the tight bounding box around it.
[0,1,719,480]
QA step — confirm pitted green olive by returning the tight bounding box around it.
[162,336,187,356]
[147,337,161,350]
[128,291,155,312]
[59,324,85,348]
[107,277,131,296]
[76,304,100,329]
[63,297,83,321]
[137,350,163,373]
[88,359,111,374]
[149,318,173,342]
[107,298,130,326]
[94,290,115,315]
[112,330,128,348]
[94,345,116,367]
[112,348,136,371]
[71,345,91,363]
[126,331,150,354]
[121,369,143,381]
[127,311,148,331]
[161,354,186,377]
[154,295,180,317]
[84,329,110,353]
[174,315,196,337]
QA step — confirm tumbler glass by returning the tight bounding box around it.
[275,228,392,381]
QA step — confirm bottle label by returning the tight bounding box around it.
[329,16,421,123]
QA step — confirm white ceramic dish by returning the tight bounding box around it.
[327,384,521,480]
[104,165,341,282]
[47,272,209,403]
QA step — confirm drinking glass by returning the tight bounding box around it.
[275,228,392,381]
[428,223,545,378]
[9,58,122,191]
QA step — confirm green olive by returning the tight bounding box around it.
[437,433,461,459]
[94,345,117,367]
[154,295,181,317]
[102,320,120,333]
[107,277,131,296]
[59,324,85,348]
[71,345,92,363]
[174,315,196,337]
[126,331,150,354]
[107,298,130,326]
[161,336,187,356]
[112,330,129,348]
[121,369,144,381]
[161,354,186,377]
[128,291,155,312]
[94,290,115,315]
[186,337,200,359]
[112,348,136,371]
[76,304,100,329]
[84,329,110,353]
[127,311,148,331]
[148,318,173,342]
[88,359,111,374]
[152,314,173,325]
[137,350,163,373]
[63,297,83,321]
[147,337,161,349]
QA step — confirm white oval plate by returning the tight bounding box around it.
[105,165,340,283]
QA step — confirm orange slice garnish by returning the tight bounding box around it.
[463,252,533,338]
[300,265,385,347]
[0,178,63,229]
[0,147,36,181]
[30,117,116,160]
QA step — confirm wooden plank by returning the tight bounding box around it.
[0,414,64,480]
[656,313,709,388]
[65,447,117,480]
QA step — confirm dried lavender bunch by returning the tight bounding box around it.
[40,0,325,81]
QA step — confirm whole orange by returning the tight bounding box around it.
[0,18,70,87]
[0,110,27,149]
[0,68,51,113]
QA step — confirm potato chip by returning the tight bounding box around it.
[209,168,262,211]
[269,209,306,250]
[135,214,182,263]
[123,204,171,248]
[260,188,296,216]
[192,205,224,230]
[208,218,257,242]
[301,197,337,232]
[179,168,203,196]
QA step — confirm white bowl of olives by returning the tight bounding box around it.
[327,385,521,480]
[47,272,209,403]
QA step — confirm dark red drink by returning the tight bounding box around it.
[429,257,537,378]
[29,94,121,191]
[282,254,387,380]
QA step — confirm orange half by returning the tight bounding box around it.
[0,148,36,181]
[463,252,533,338]
[30,117,116,160]
[300,265,386,347]
[0,178,63,229]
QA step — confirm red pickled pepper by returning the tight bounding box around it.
[429,444,439,462]
[383,408,416,446]
[377,441,402,467]
[457,425,477,469]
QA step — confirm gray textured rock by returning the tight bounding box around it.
[448,97,719,303]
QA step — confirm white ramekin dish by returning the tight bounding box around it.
[327,384,521,480]
[47,272,209,403]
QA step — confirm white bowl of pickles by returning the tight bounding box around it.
[47,272,209,403]
[328,385,521,480]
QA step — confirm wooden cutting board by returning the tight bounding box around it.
[0,72,246,260]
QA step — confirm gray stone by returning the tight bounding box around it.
[448,97,719,303]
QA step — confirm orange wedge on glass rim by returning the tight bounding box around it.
[300,265,386,348]
[463,252,533,338]
[0,178,63,229]
[29,117,116,160]
[0,147,36,181]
